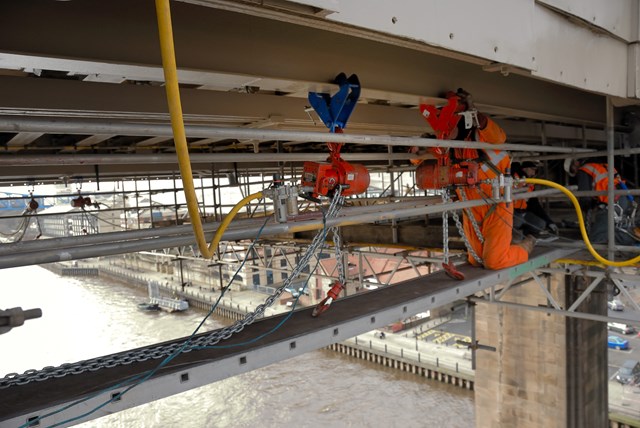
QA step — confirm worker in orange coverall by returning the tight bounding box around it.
[445,89,535,269]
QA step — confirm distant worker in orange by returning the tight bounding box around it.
[565,158,639,245]
[415,89,534,270]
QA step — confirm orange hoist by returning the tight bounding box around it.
[415,91,481,191]
[303,73,370,317]
[301,73,370,201]
[301,128,370,200]
[414,91,486,280]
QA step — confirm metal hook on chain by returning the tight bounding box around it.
[25,183,40,212]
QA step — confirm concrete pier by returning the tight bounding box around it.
[475,271,610,428]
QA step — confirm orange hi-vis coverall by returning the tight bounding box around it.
[578,163,621,204]
[455,119,528,270]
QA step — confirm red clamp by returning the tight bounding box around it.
[442,262,465,280]
[419,96,461,140]
[311,280,344,317]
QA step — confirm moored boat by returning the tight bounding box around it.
[137,302,160,311]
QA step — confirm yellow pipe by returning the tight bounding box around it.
[209,191,264,253]
[155,0,262,258]
[525,178,640,267]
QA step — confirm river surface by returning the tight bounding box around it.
[1,266,474,428]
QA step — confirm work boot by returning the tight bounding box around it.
[518,235,536,255]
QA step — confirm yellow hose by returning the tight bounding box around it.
[155,0,262,258]
[209,191,264,252]
[525,178,640,267]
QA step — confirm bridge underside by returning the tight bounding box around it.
[0,0,638,183]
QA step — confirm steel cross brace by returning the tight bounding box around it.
[610,276,640,312]
[529,270,563,311]
[483,270,560,310]
[471,264,640,327]
[538,266,640,313]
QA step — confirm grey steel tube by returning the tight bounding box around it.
[607,97,615,260]
[528,146,640,162]
[0,189,564,269]
[469,296,640,325]
[0,152,411,166]
[0,198,440,256]
[0,116,593,154]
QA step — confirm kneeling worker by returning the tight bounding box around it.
[414,89,534,270]
[565,158,640,245]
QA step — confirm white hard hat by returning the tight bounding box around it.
[564,158,576,177]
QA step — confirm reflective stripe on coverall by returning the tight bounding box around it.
[455,119,528,269]
[578,163,620,204]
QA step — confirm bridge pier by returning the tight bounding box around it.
[475,271,608,427]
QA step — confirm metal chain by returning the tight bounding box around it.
[451,188,484,265]
[331,206,346,285]
[0,188,345,389]
[441,190,450,265]
[457,189,484,244]
[189,188,344,352]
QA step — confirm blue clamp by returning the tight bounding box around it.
[308,73,360,132]
[618,181,635,202]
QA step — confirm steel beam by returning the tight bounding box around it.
[0,150,410,166]
[0,1,607,124]
[0,116,595,154]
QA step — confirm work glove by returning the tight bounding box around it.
[548,223,559,234]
